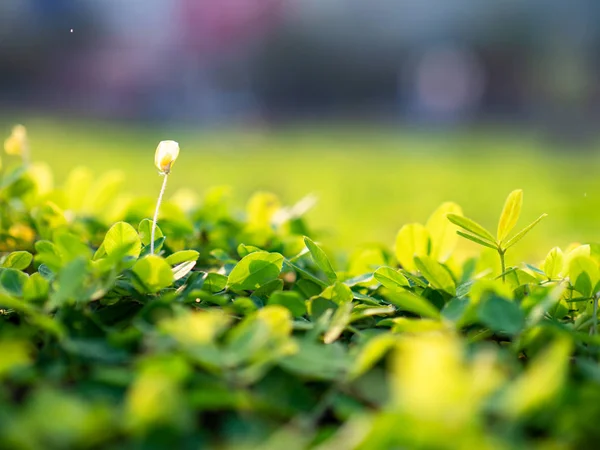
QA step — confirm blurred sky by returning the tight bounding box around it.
[1,0,600,133]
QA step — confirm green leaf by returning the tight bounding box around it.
[399,269,428,288]
[92,242,106,261]
[34,240,62,272]
[478,294,524,335]
[227,251,284,291]
[414,256,456,296]
[0,294,64,337]
[237,244,261,258]
[544,247,564,280]
[320,281,354,305]
[307,297,337,321]
[499,336,572,417]
[0,340,32,377]
[82,170,124,215]
[374,266,409,291]
[138,218,163,247]
[37,264,54,281]
[456,231,498,250]
[304,236,337,284]
[2,251,33,270]
[252,279,284,301]
[349,304,394,322]
[503,214,548,250]
[426,202,463,261]
[64,166,93,211]
[22,273,50,302]
[569,255,599,297]
[279,339,349,381]
[497,189,523,242]
[172,261,196,281]
[343,272,374,286]
[346,334,397,381]
[383,290,440,319]
[210,249,235,263]
[0,269,29,297]
[268,291,307,317]
[296,279,323,298]
[246,191,280,229]
[395,223,430,272]
[50,258,88,306]
[1,166,27,189]
[139,237,166,258]
[447,214,495,243]
[441,297,470,322]
[390,317,446,333]
[324,302,353,344]
[31,201,67,240]
[132,255,174,293]
[226,305,293,365]
[54,231,92,262]
[166,250,199,266]
[104,222,142,258]
[202,272,228,293]
[284,260,328,288]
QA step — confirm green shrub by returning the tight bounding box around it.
[1,127,600,449]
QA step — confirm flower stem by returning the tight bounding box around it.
[151,174,168,255]
[499,249,506,283]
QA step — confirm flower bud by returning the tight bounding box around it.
[154,140,180,174]
[4,125,28,156]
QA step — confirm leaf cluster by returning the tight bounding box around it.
[0,160,599,450]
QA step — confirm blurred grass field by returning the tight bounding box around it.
[6,116,600,260]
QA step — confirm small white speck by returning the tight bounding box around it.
[70,29,73,33]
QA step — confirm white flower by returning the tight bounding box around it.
[154,140,180,174]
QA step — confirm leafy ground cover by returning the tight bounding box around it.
[2,125,600,449]
[8,116,600,257]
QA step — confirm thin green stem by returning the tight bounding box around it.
[151,174,169,255]
[592,293,599,336]
[499,249,506,283]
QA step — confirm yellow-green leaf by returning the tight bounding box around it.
[346,334,397,381]
[543,247,564,280]
[103,222,142,258]
[304,237,337,284]
[165,250,199,266]
[227,251,284,291]
[568,255,599,298]
[2,251,33,270]
[426,202,463,262]
[500,336,572,417]
[246,191,280,229]
[503,214,547,250]
[323,302,353,344]
[390,317,446,334]
[447,214,495,243]
[374,266,409,291]
[138,218,163,247]
[383,290,440,319]
[395,223,429,272]
[456,231,497,250]
[414,255,456,296]
[132,255,174,293]
[497,189,523,242]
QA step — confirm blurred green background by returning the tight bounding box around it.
[4,1,600,263]
[9,116,600,261]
